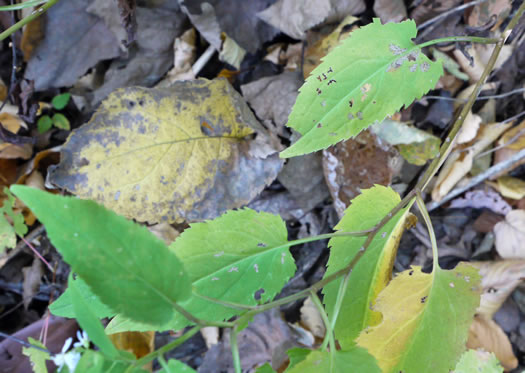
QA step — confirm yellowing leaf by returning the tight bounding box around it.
[357,263,481,373]
[48,79,282,223]
[109,331,155,359]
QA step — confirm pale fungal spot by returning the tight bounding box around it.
[74,233,78,237]
[381,232,387,238]
[410,64,417,72]
[114,191,121,201]
[329,132,337,136]
[228,266,239,273]
[356,111,363,120]
[134,184,140,191]
[281,252,286,264]
[465,276,470,283]
[347,113,354,120]
[214,251,224,257]
[254,264,259,273]
[361,83,371,93]
[321,100,327,107]
[64,204,69,209]
[359,246,365,252]
[449,282,455,288]
[389,43,407,55]
[420,62,430,72]
[212,277,219,281]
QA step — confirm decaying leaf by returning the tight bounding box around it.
[494,210,525,259]
[487,176,525,200]
[109,331,155,359]
[470,260,525,318]
[48,79,283,224]
[300,296,325,338]
[281,19,443,157]
[432,121,512,202]
[467,0,512,29]
[357,264,481,373]
[322,130,397,217]
[371,119,440,165]
[492,119,525,178]
[373,0,407,23]
[467,315,517,371]
[24,0,121,91]
[449,188,511,216]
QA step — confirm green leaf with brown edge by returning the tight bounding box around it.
[281,18,443,158]
[322,185,413,349]
[11,185,191,325]
[357,264,481,373]
[48,78,282,224]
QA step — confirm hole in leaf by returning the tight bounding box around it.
[254,288,265,301]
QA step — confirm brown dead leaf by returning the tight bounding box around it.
[410,0,462,24]
[163,28,197,84]
[322,130,397,218]
[0,78,6,101]
[467,0,512,29]
[494,210,525,259]
[20,9,45,62]
[471,260,525,318]
[109,331,154,362]
[432,121,512,202]
[147,223,179,246]
[22,259,43,309]
[373,0,407,23]
[497,119,525,151]
[473,210,505,233]
[300,296,325,338]
[453,44,513,84]
[456,111,482,144]
[201,326,219,349]
[467,315,518,371]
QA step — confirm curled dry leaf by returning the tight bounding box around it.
[467,0,512,29]
[322,130,397,218]
[300,296,326,338]
[456,111,482,144]
[453,44,513,84]
[449,188,511,216]
[494,210,525,259]
[467,315,518,371]
[159,28,197,85]
[492,119,525,179]
[147,223,179,246]
[432,121,512,202]
[373,0,407,23]
[48,79,283,224]
[487,176,525,200]
[22,259,43,309]
[470,260,525,318]
[109,331,155,359]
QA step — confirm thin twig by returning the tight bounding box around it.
[423,87,525,103]
[427,147,525,211]
[0,331,50,353]
[477,125,525,159]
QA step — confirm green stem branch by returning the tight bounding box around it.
[415,191,439,272]
[231,327,242,373]
[310,291,335,364]
[417,36,499,49]
[0,0,60,42]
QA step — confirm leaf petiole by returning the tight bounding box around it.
[310,291,336,369]
[230,327,242,373]
[417,36,499,49]
[415,191,439,272]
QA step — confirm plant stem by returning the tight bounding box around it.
[418,36,499,48]
[415,192,439,272]
[328,267,352,330]
[0,0,48,11]
[0,0,60,42]
[133,326,201,367]
[416,1,525,193]
[310,291,335,364]
[230,327,242,373]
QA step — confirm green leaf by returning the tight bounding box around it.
[107,208,292,333]
[255,363,275,373]
[454,350,503,373]
[22,338,50,373]
[357,264,481,372]
[322,185,412,348]
[69,273,120,359]
[74,350,144,373]
[285,348,381,373]
[158,359,197,372]
[52,93,71,110]
[52,113,70,130]
[281,18,443,157]
[50,275,115,319]
[11,185,191,325]
[283,348,311,372]
[0,0,47,11]
[37,115,53,133]
[0,187,27,252]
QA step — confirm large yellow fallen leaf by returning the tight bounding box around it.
[48,79,283,223]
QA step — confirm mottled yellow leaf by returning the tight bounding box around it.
[357,263,481,373]
[48,78,282,223]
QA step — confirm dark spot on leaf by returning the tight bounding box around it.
[357,111,363,120]
[409,270,414,276]
[127,101,135,108]
[317,123,322,128]
[257,242,267,247]
[488,287,497,293]
[327,79,336,85]
[316,88,322,95]
[254,288,265,301]
[138,100,144,106]
[421,296,427,303]
[77,158,90,167]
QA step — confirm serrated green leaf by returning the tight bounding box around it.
[50,276,115,319]
[69,274,120,359]
[74,350,143,373]
[37,115,53,133]
[52,113,70,130]
[22,338,50,373]
[52,93,71,110]
[454,350,503,373]
[357,264,481,373]
[158,359,197,372]
[322,185,412,348]
[283,348,311,373]
[0,187,27,252]
[107,209,292,333]
[285,348,381,373]
[11,185,191,325]
[281,18,443,157]
[255,363,275,373]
